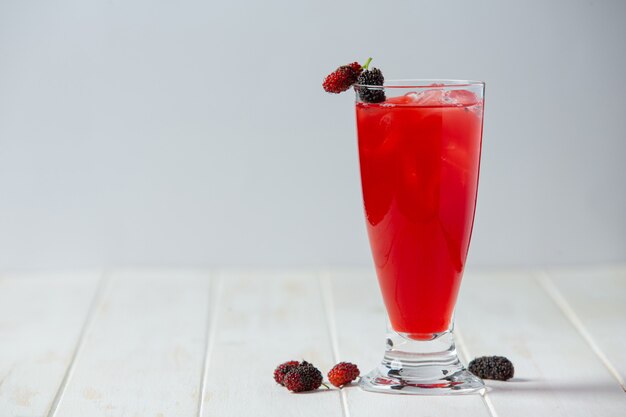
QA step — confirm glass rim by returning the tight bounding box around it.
[354,79,485,89]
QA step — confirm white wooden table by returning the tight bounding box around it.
[0,266,624,417]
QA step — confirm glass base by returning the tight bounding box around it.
[359,327,485,395]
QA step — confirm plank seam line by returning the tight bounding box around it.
[456,328,500,417]
[537,271,626,391]
[197,271,224,417]
[46,271,110,417]
[320,272,351,417]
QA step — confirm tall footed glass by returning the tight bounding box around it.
[354,80,485,394]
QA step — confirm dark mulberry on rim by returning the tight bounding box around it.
[357,68,386,103]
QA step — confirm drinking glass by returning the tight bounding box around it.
[354,80,485,394]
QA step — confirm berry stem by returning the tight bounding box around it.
[321,382,331,389]
[362,57,373,70]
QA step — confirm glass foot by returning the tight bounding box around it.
[359,327,485,395]
[360,368,484,395]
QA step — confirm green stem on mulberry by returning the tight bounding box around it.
[362,57,373,70]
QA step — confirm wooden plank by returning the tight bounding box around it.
[201,271,343,417]
[543,265,626,389]
[54,269,211,417]
[324,269,491,417]
[456,271,626,417]
[0,271,101,417]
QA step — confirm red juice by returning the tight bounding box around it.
[356,89,484,340]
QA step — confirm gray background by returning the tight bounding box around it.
[1,0,624,270]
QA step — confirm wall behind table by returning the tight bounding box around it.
[1,0,624,269]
